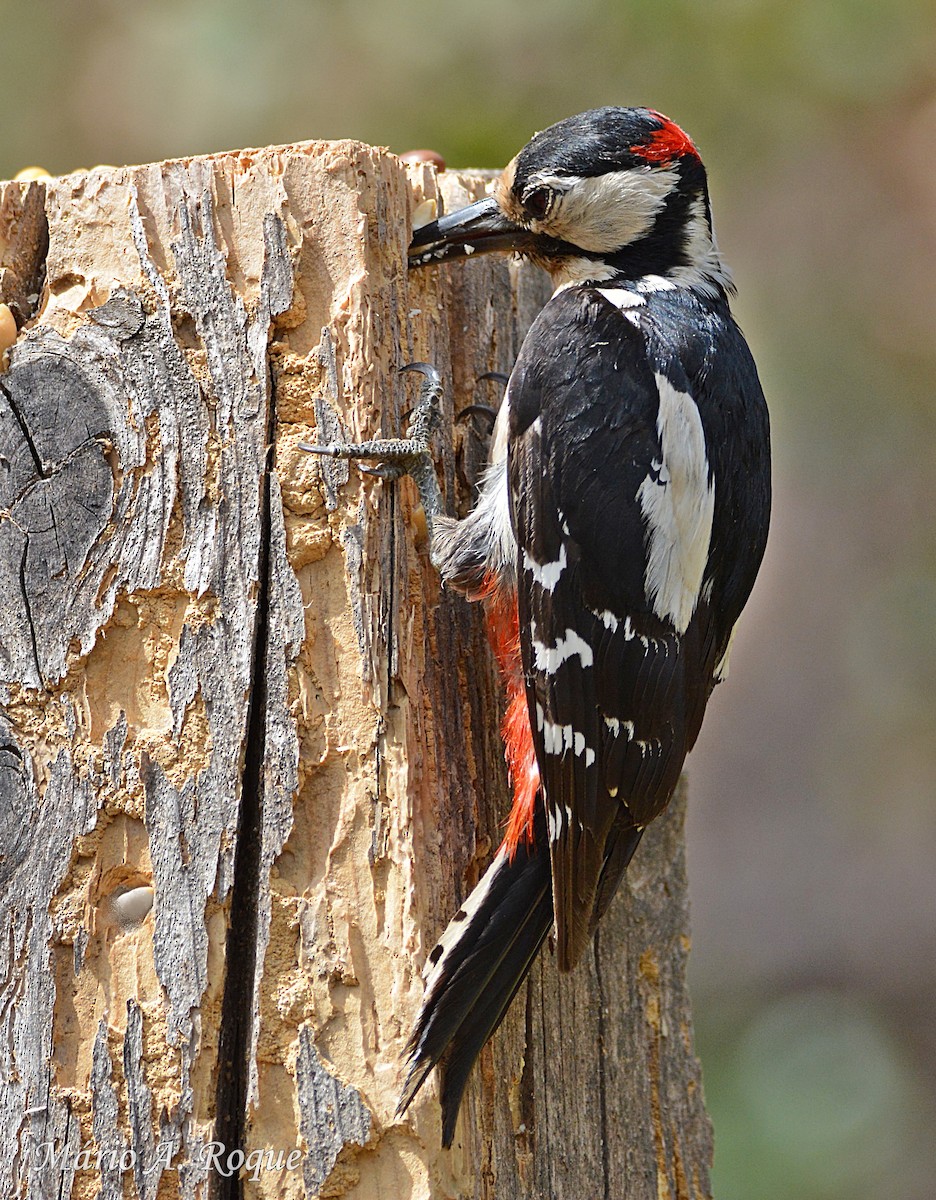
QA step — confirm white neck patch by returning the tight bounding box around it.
[666,195,733,297]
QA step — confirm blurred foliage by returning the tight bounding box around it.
[2,0,935,1195]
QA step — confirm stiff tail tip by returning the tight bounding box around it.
[395,804,552,1146]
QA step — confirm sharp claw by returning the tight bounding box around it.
[399,361,442,388]
[456,403,498,429]
[360,463,406,480]
[299,441,342,457]
[477,370,509,387]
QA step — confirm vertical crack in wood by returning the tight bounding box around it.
[386,484,398,704]
[0,377,45,478]
[211,362,279,1200]
[593,927,613,1200]
[16,532,41,685]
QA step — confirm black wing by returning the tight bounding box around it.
[507,285,769,969]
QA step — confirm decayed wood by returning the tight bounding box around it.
[0,143,712,1199]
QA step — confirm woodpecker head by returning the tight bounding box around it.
[410,107,730,295]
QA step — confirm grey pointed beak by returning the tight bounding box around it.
[409,196,535,267]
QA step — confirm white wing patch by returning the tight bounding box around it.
[597,286,645,310]
[637,374,715,634]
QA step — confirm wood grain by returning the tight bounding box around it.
[0,147,712,1199]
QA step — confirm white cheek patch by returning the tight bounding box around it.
[665,195,734,297]
[637,374,715,634]
[534,167,679,255]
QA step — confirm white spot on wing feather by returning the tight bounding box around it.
[536,704,596,766]
[523,542,567,592]
[532,625,594,672]
[604,716,635,740]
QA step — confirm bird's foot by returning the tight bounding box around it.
[300,362,445,528]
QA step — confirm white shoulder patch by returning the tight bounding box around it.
[596,286,645,310]
[637,374,715,633]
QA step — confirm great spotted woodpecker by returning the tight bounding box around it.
[304,107,770,1145]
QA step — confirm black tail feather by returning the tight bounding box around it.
[589,823,644,933]
[398,803,552,1145]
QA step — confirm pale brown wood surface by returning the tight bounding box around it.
[0,144,712,1199]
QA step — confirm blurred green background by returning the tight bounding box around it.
[3,1,934,1195]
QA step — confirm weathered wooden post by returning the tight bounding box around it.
[0,142,712,1199]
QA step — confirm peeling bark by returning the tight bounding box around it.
[0,145,712,1199]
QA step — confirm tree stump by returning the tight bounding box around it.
[0,142,712,1199]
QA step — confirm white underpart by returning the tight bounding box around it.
[532,624,594,672]
[637,373,715,633]
[536,703,596,767]
[470,390,516,575]
[489,385,511,466]
[523,542,567,592]
[422,846,508,995]
[528,167,679,255]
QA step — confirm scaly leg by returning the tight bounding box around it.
[300,362,445,543]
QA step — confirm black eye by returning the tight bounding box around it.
[524,186,553,221]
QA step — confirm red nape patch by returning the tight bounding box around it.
[632,113,700,165]
[501,688,540,859]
